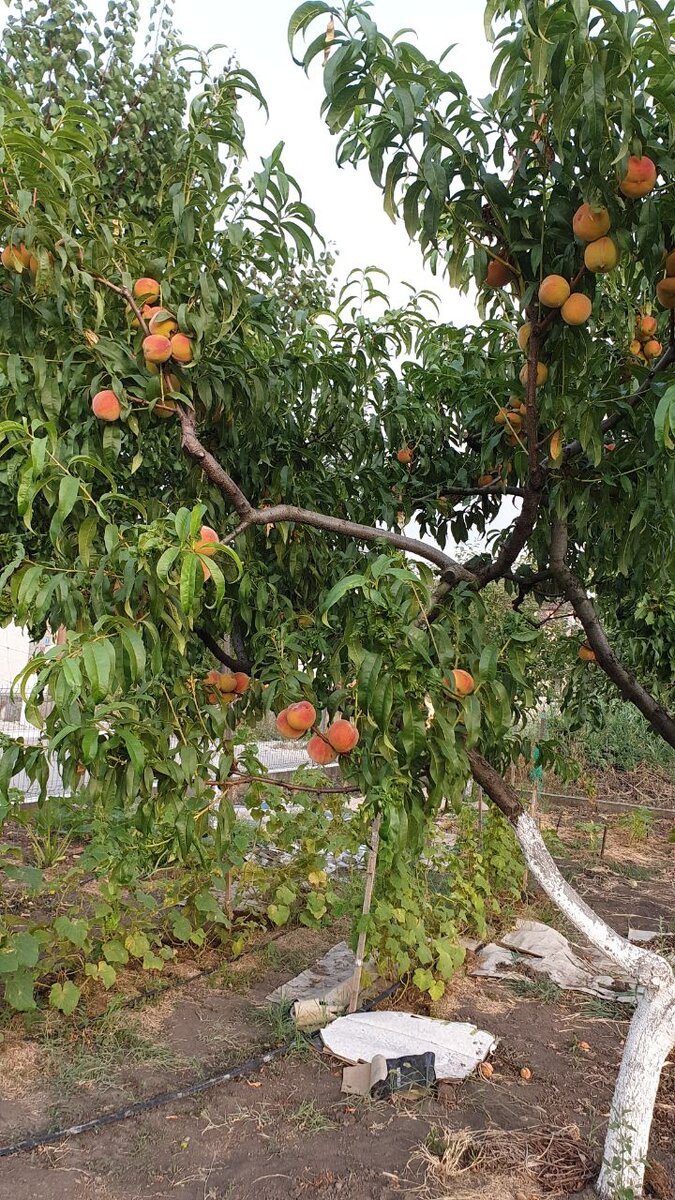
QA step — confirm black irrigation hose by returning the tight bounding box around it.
[0,982,400,1159]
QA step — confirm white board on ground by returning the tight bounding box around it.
[320,1011,496,1081]
[266,941,376,1007]
[471,918,640,1001]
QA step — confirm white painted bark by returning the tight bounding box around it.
[597,985,675,1198]
[513,813,675,1197]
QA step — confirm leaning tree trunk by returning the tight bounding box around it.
[512,811,675,1199]
[464,751,675,1200]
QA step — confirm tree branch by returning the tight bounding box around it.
[177,406,254,519]
[476,486,541,587]
[468,748,672,989]
[195,626,250,674]
[224,502,477,583]
[207,775,359,796]
[549,517,675,750]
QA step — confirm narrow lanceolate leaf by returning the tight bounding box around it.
[654,385,675,451]
[179,552,200,616]
[120,626,146,682]
[321,573,367,622]
[81,638,116,700]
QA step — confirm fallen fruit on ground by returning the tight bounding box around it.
[326,719,360,753]
[307,734,338,765]
[538,274,570,308]
[520,1067,532,1081]
[561,293,592,326]
[133,276,161,302]
[170,333,193,363]
[286,700,317,732]
[619,154,657,199]
[143,334,172,363]
[584,237,618,272]
[572,202,610,242]
[92,389,121,421]
[519,361,548,386]
[276,708,304,739]
[479,1062,494,1080]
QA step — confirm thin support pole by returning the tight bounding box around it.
[348,813,382,1014]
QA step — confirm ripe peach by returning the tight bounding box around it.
[643,339,662,360]
[133,277,161,302]
[495,408,509,425]
[276,708,304,739]
[194,525,218,556]
[148,308,178,338]
[619,155,657,199]
[519,362,548,387]
[516,322,531,352]
[665,250,675,277]
[143,334,172,363]
[326,719,360,753]
[636,314,657,337]
[397,447,413,464]
[217,671,238,693]
[155,398,177,419]
[584,237,618,273]
[629,339,643,357]
[579,645,596,663]
[2,243,30,271]
[656,278,675,309]
[572,203,611,243]
[550,430,563,461]
[538,274,570,308]
[307,735,338,765]
[478,473,495,487]
[286,701,317,732]
[233,672,250,694]
[92,389,121,421]
[561,293,592,326]
[451,669,475,696]
[170,333,193,363]
[485,257,513,288]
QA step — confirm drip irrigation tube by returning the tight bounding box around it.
[0,982,400,1159]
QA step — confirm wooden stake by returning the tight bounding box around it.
[348,813,382,1014]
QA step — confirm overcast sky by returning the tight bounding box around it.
[169,0,492,320]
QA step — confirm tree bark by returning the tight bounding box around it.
[597,985,675,1199]
[468,751,675,1198]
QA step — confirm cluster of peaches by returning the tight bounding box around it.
[1,241,53,274]
[629,312,661,364]
[203,666,250,704]
[91,276,194,423]
[275,700,360,765]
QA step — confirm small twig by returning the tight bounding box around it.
[207,775,360,796]
[93,275,150,335]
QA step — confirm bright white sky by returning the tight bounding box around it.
[169,0,492,320]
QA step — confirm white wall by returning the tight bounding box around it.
[0,623,30,690]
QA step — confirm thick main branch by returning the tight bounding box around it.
[550,517,675,750]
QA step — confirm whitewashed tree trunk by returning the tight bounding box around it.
[514,812,675,1198]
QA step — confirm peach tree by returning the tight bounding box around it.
[0,0,674,1192]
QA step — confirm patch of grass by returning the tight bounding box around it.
[262,942,309,975]
[507,976,563,1003]
[605,860,656,881]
[252,1001,313,1058]
[42,1015,184,1093]
[579,997,634,1021]
[288,1098,335,1133]
[215,962,259,992]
